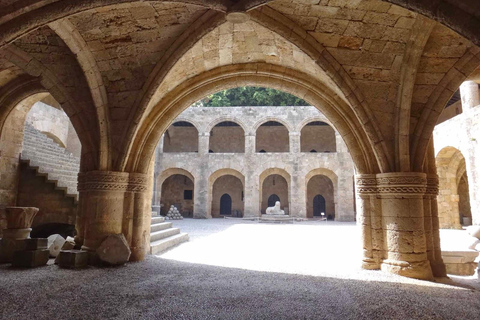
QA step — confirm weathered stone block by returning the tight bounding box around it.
[23,238,48,250]
[47,234,66,257]
[12,249,49,268]
[56,250,88,269]
[96,234,131,266]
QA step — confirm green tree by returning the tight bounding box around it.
[200,87,308,107]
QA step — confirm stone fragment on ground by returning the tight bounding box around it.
[57,250,89,269]
[47,234,66,257]
[96,234,131,266]
[12,249,49,268]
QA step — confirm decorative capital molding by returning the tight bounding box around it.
[425,174,439,196]
[355,174,377,195]
[376,172,426,197]
[78,171,148,193]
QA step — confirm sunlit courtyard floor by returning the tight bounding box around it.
[163,218,480,284]
[1,219,480,319]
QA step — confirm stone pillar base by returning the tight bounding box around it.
[3,228,32,240]
[381,259,433,281]
[430,261,447,277]
[362,258,380,270]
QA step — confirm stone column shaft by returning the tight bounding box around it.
[460,80,480,112]
[245,134,256,154]
[289,132,300,153]
[78,171,149,261]
[377,172,433,280]
[355,174,382,269]
[198,133,210,155]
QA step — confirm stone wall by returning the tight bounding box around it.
[16,163,77,227]
[25,101,81,157]
[256,125,289,152]
[153,106,356,220]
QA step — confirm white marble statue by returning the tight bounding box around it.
[266,201,285,215]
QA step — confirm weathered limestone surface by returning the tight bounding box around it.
[96,234,131,266]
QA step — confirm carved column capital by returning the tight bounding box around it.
[78,171,148,193]
[355,174,377,195]
[425,174,439,196]
[376,172,427,198]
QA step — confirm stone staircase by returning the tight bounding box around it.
[150,215,189,255]
[20,123,79,203]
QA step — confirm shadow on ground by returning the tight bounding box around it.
[1,257,480,320]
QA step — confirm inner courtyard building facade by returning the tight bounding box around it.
[0,0,480,281]
[152,106,355,220]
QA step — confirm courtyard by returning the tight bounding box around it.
[1,220,480,319]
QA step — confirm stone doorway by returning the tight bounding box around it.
[313,195,326,217]
[220,194,232,215]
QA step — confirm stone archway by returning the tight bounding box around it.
[259,168,291,215]
[436,146,470,229]
[160,174,195,217]
[306,175,335,220]
[208,169,245,218]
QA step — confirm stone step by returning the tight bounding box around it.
[150,222,173,233]
[150,228,180,242]
[25,158,80,171]
[151,216,165,224]
[22,147,78,161]
[23,141,70,153]
[150,233,189,255]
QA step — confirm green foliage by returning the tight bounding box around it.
[200,87,309,107]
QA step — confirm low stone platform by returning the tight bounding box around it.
[260,214,293,224]
[441,250,479,275]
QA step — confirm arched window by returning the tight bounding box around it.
[268,194,280,207]
[209,121,245,153]
[256,121,289,152]
[220,194,232,215]
[301,121,336,152]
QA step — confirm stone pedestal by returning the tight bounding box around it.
[4,206,39,239]
[0,207,39,263]
[260,214,293,223]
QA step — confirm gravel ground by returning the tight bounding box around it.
[1,219,480,320]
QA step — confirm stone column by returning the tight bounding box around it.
[290,167,306,218]
[193,173,209,218]
[289,132,300,153]
[426,174,447,277]
[245,133,256,154]
[244,172,259,217]
[337,175,355,221]
[198,132,210,155]
[128,172,150,261]
[355,174,382,270]
[460,80,480,112]
[78,171,149,261]
[378,172,433,280]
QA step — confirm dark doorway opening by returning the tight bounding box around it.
[313,194,326,217]
[220,193,232,215]
[268,194,280,207]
